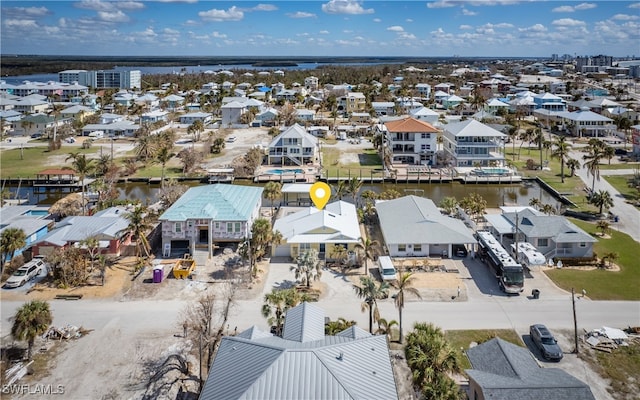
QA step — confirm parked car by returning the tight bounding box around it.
[4,257,46,288]
[30,132,43,139]
[226,136,237,143]
[378,256,397,281]
[614,148,628,156]
[530,324,563,361]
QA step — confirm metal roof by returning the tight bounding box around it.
[268,124,318,149]
[159,184,263,222]
[444,119,507,138]
[200,302,398,400]
[35,212,129,247]
[502,209,595,243]
[466,338,595,400]
[376,196,476,245]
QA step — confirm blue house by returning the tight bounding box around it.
[0,206,53,262]
[158,184,264,258]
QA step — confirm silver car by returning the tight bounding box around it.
[530,324,563,361]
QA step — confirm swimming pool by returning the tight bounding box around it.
[473,168,512,176]
[267,168,304,175]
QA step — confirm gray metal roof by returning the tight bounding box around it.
[466,338,596,400]
[200,302,398,400]
[35,212,129,246]
[283,302,325,342]
[376,196,476,245]
[444,118,507,138]
[503,209,595,243]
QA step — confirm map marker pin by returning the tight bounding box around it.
[310,182,331,210]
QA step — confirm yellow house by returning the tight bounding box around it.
[272,201,361,261]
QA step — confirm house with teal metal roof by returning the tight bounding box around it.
[158,184,263,257]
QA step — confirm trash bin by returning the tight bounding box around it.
[614,216,619,223]
[532,289,540,299]
[153,267,163,283]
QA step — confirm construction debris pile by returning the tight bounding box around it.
[584,326,640,353]
[43,324,85,341]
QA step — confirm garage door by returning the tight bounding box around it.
[273,244,291,258]
[170,240,190,257]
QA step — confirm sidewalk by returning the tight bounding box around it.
[568,149,640,242]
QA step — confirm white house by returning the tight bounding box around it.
[384,117,440,166]
[267,124,319,166]
[221,101,247,126]
[410,106,440,125]
[442,119,507,167]
[272,200,361,260]
[179,112,212,125]
[372,101,396,116]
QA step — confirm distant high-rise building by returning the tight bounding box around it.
[58,69,141,89]
[576,55,613,71]
[551,54,559,61]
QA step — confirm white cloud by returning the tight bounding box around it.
[322,1,374,15]
[184,19,199,26]
[212,31,227,38]
[117,2,145,10]
[462,8,477,16]
[335,39,361,46]
[611,14,639,21]
[427,1,456,9]
[287,11,316,18]
[373,18,381,23]
[406,18,413,23]
[459,24,473,30]
[553,2,596,12]
[163,28,180,35]
[75,0,113,12]
[251,4,278,11]
[552,18,586,27]
[387,25,404,32]
[319,30,330,34]
[4,19,39,29]
[155,0,198,3]
[630,3,640,9]
[97,10,130,23]
[2,6,51,17]
[519,23,547,32]
[199,6,244,22]
[398,32,416,40]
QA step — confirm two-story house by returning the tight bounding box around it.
[442,119,507,167]
[267,124,319,166]
[383,117,439,166]
[158,184,264,258]
[338,92,366,114]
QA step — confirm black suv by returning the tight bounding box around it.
[530,324,563,361]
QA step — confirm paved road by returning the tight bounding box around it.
[568,149,640,242]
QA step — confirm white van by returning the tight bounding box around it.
[378,256,397,281]
[88,130,104,139]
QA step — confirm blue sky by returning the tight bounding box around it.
[1,1,638,57]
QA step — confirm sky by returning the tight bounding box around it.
[1,1,638,58]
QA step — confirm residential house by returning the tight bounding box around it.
[376,196,476,257]
[255,108,279,126]
[560,108,615,138]
[484,207,596,260]
[274,89,299,102]
[414,83,432,99]
[0,206,53,262]
[99,113,124,124]
[113,92,136,107]
[13,95,49,114]
[17,114,69,137]
[221,101,247,126]
[295,109,315,122]
[179,112,212,125]
[267,124,319,166]
[32,206,132,257]
[60,105,95,122]
[82,120,139,137]
[442,95,465,110]
[304,76,319,90]
[442,119,507,167]
[485,98,510,114]
[140,110,169,124]
[434,82,453,94]
[372,101,396,117]
[384,117,439,166]
[410,107,440,125]
[350,112,371,123]
[466,338,595,400]
[338,92,366,114]
[272,201,360,260]
[632,124,640,156]
[434,90,450,105]
[200,302,398,400]
[159,184,264,258]
[533,92,566,112]
[162,94,185,111]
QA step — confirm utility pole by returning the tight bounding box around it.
[572,288,579,354]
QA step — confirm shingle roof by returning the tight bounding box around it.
[502,209,595,243]
[376,196,476,245]
[200,302,398,400]
[159,184,263,222]
[384,117,438,133]
[466,338,596,400]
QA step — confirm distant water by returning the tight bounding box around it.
[2,61,399,85]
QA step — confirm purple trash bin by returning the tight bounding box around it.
[153,267,163,283]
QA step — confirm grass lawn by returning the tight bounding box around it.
[604,175,640,206]
[0,146,99,178]
[445,329,523,369]
[322,146,382,177]
[545,218,640,300]
[585,342,640,400]
[599,162,640,170]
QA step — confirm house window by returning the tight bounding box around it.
[215,222,220,229]
[421,144,431,151]
[235,222,241,232]
[300,243,311,251]
[227,222,233,232]
[421,133,431,139]
[175,223,181,233]
[538,238,548,247]
[580,242,586,247]
[398,244,406,252]
[414,244,422,252]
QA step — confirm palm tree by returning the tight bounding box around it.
[291,248,321,288]
[603,145,615,165]
[540,203,556,215]
[123,204,152,261]
[375,318,399,340]
[11,300,53,360]
[566,158,580,177]
[352,276,389,334]
[329,244,348,267]
[438,197,458,216]
[583,148,604,192]
[602,252,619,269]
[354,237,380,276]
[332,180,349,201]
[551,136,571,183]
[134,130,155,162]
[394,272,422,343]
[263,181,282,217]
[325,317,356,335]
[66,152,94,216]
[589,190,614,215]
[404,322,461,400]
[1,227,27,276]
[596,220,610,236]
[528,197,542,210]
[261,288,311,336]
[346,177,363,205]
[156,146,172,188]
